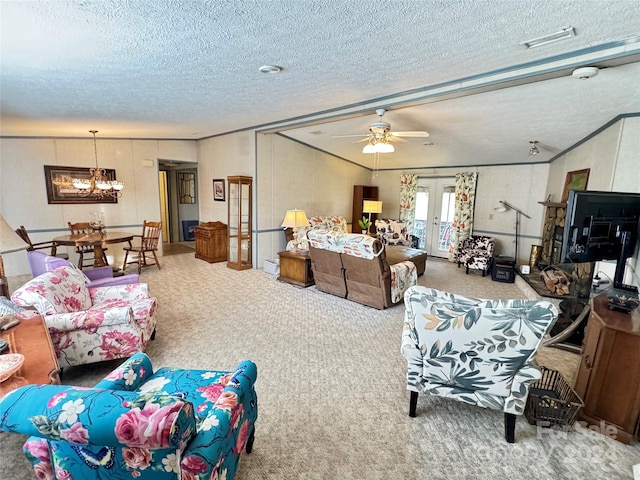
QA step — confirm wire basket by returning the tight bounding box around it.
[525,367,584,431]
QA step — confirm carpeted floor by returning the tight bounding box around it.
[1,254,638,479]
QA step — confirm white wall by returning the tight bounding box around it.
[1,137,196,275]
[196,132,255,227]
[375,163,550,265]
[545,116,640,286]
[256,134,370,267]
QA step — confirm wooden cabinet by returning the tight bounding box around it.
[227,176,252,270]
[278,250,314,287]
[352,185,378,230]
[573,294,640,444]
[195,222,227,263]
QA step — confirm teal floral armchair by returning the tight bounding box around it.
[0,353,258,480]
[401,286,557,442]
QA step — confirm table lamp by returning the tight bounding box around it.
[0,214,29,297]
[281,209,310,250]
[362,200,383,233]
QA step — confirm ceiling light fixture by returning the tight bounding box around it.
[529,140,540,156]
[520,27,575,49]
[71,130,124,198]
[362,137,395,154]
[259,65,283,74]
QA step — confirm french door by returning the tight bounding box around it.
[413,177,456,258]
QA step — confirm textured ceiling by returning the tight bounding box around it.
[1,0,639,169]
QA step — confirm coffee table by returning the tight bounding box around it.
[0,313,60,398]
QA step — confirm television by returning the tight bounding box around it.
[560,190,640,285]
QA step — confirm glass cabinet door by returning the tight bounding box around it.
[227,176,252,270]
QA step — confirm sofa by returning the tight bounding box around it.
[285,215,348,250]
[27,250,140,287]
[307,229,419,309]
[10,265,157,369]
[0,352,258,480]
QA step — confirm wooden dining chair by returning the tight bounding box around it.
[15,225,69,260]
[122,220,162,274]
[67,222,108,269]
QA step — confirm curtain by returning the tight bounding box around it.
[448,172,478,262]
[399,174,418,233]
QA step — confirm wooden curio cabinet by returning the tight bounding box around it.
[227,176,252,270]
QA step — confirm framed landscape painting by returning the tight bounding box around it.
[561,168,590,203]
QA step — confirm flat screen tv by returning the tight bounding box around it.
[560,190,640,285]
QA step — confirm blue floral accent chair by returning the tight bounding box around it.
[401,286,557,442]
[0,353,258,480]
[456,235,495,276]
[10,265,157,369]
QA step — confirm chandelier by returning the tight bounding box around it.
[72,130,124,197]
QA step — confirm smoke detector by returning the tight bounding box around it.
[572,66,599,80]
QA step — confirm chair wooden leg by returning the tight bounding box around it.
[465,265,469,274]
[504,413,516,443]
[137,255,143,275]
[77,252,84,269]
[152,250,161,270]
[409,391,418,417]
[121,251,129,272]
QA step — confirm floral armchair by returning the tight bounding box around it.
[401,286,557,442]
[10,265,157,369]
[457,235,495,276]
[0,352,258,480]
[374,219,419,248]
[285,215,347,251]
[27,250,140,288]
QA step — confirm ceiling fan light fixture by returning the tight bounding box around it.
[529,140,540,156]
[362,143,376,154]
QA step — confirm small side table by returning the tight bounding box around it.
[278,250,314,288]
[0,314,60,398]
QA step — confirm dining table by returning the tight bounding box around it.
[52,230,134,269]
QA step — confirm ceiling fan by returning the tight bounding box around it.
[332,108,429,151]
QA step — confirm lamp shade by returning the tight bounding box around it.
[362,200,383,214]
[281,209,310,228]
[0,214,29,254]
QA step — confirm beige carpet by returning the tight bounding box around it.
[1,255,638,479]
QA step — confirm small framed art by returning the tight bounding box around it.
[561,169,590,203]
[213,179,225,201]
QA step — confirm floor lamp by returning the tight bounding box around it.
[362,200,383,234]
[0,214,29,297]
[494,201,531,263]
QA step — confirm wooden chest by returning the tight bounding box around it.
[195,221,227,263]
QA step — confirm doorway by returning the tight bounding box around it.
[413,177,456,258]
[158,161,199,255]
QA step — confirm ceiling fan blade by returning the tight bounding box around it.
[331,134,370,138]
[390,131,430,138]
[387,136,407,143]
[353,137,371,144]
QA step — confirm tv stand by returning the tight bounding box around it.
[573,293,640,444]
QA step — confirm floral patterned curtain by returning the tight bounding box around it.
[448,172,478,262]
[399,174,418,233]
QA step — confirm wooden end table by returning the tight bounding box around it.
[278,250,314,288]
[0,313,60,398]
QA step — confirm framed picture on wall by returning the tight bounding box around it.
[561,168,590,203]
[44,165,118,204]
[213,179,225,201]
